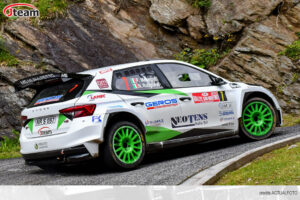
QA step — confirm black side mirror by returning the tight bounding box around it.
[212,77,226,86]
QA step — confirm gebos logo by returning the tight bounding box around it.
[145,98,178,110]
[171,113,208,128]
[3,4,40,18]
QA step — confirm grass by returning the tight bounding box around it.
[283,114,300,127]
[279,33,300,61]
[174,47,230,69]
[187,0,211,9]
[216,142,300,185]
[0,37,19,67]
[0,129,21,159]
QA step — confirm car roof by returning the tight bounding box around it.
[78,59,226,81]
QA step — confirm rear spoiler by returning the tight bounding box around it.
[14,73,91,91]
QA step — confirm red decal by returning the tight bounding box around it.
[68,84,79,93]
[146,104,178,110]
[88,94,105,100]
[122,77,130,90]
[192,92,220,104]
[96,79,109,89]
[98,68,113,74]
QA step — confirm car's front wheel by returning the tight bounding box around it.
[239,97,276,140]
[103,121,145,170]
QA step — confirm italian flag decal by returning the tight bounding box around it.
[130,78,139,89]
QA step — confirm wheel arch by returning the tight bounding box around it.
[103,111,146,140]
[242,91,282,126]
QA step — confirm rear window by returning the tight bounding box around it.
[28,79,84,107]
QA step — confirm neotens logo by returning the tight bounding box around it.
[3,3,39,18]
[171,113,208,128]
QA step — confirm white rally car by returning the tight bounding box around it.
[15,60,282,170]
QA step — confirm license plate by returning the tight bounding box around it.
[35,116,56,126]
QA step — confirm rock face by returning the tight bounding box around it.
[0,64,60,138]
[210,3,300,114]
[149,0,198,27]
[205,0,283,36]
[0,0,299,137]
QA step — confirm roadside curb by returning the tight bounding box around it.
[180,134,300,185]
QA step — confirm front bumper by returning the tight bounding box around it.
[23,145,93,166]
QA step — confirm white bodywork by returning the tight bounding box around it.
[19,60,282,159]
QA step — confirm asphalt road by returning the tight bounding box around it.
[0,126,300,185]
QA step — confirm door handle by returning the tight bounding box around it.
[131,102,144,106]
[179,97,192,102]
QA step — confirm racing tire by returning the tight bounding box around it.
[239,97,276,140]
[102,121,146,170]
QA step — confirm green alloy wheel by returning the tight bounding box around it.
[112,126,143,164]
[240,98,276,140]
[103,121,145,169]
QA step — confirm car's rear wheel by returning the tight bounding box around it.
[103,121,145,170]
[239,97,276,140]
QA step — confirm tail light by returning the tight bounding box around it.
[59,104,96,118]
[21,116,27,126]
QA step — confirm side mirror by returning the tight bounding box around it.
[212,77,226,86]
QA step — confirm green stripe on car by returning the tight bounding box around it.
[145,126,182,143]
[136,89,188,96]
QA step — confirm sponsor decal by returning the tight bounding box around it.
[99,68,113,74]
[3,3,40,18]
[145,119,164,126]
[220,116,235,122]
[34,142,48,150]
[17,73,60,86]
[171,113,208,128]
[218,102,232,109]
[108,105,123,108]
[219,110,234,116]
[92,115,102,123]
[192,91,227,104]
[96,79,109,89]
[222,122,235,127]
[87,94,105,101]
[34,95,63,105]
[145,98,178,110]
[38,127,52,136]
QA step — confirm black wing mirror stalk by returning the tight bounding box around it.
[212,77,226,86]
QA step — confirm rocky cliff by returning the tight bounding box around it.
[0,0,299,137]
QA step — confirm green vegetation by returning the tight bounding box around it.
[35,0,68,20]
[0,129,21,159]
[279,33,300,61]
[175,47,229,69]
[216,142,300,185]
[0,0,68,22]
[0,38,19,67]
[188,0,211,9]
[283,114,300,127]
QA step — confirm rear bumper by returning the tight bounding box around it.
[23,145,93,166]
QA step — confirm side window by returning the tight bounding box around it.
[157,63,213,88]
[113,65,164,91]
